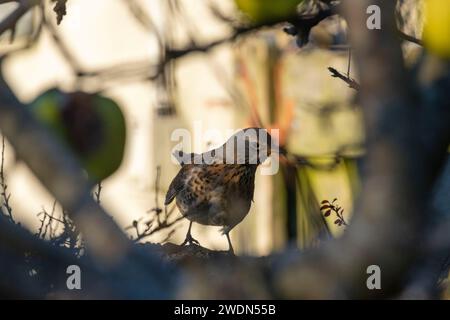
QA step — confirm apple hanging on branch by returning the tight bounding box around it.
[29,89,127,183]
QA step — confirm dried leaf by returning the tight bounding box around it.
[324,210,332,217]
[320,205,330,210]
[334,219,341,224]
[321,200,329,204]
[52,0,68,25]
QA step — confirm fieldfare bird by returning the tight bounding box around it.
[165,127,278,254]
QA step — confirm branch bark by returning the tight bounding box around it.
[268,0,450,299]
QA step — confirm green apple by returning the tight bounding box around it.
[30,89,126,182]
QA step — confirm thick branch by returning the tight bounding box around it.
[0,71,130,265]
[165,6,337,63]
[264,0,449,299]
[0,0,39,37]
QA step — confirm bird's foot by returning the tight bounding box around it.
[224,231,235,255]
[181,234,200,246]
[220,226,230,235]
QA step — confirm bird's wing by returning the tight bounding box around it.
[165,164,224,208]
[164,165,189,205]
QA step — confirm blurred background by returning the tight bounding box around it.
[0,0,424,255]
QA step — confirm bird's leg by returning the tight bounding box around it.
[225,232,234,255]
[181,221,200,246]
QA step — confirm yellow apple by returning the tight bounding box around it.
[235,0,302,23]
[423,0,450,59]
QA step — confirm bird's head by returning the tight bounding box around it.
[221,127,283,165]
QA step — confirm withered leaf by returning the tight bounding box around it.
[53,0,68,25]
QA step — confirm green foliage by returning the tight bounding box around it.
[235,0,303,23]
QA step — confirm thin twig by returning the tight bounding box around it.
[0,135,13,222]
[126,166,182,243]
[131,214,183,243]
[41,3,83,76]
[40,2,160,90]
[154,167,161,212]
[161,3,420,66]
[37,200,60,239]
[0,8,44,59]
[164,6,336,65]
[328,67,361,91]
[347,48,352,78]
[124,0,163,50]
[397,29,423,46]
[0,0,39,37]
[94,181,102,205]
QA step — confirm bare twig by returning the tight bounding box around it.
[0,0,40,38]
[153,166,162,223]
[347,48,352,77]
[126,166,182,243]
[328,67,361,90]
[165,6,336,64]
[41,3,83,76]
[40,2,159,90]
[0,213,176,299]
[0,135,13,222]
[36,200,59,239]
[160,1,419,69]
[397,29,423,46]
[207,0,238,25]
[94,181,102,204]
[0,0,44,59]
[124,0,163,50]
